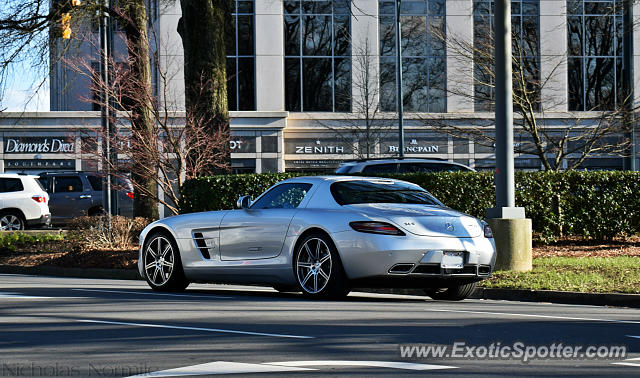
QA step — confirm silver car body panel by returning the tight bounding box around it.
[139,176,496,288]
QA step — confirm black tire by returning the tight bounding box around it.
[87,206,105,216]
[0,211,25,231]
[142,231,189,292]
[294,232,350,298]
[424,282,478,301]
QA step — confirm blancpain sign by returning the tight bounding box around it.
[5,138,75,154]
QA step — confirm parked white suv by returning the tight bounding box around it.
[0,174,51,230]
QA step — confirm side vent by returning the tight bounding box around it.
[192,232,211,259]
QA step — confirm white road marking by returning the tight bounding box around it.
[425,308,640,325]
[76,319,313,339]
[266,360,457,371]
[613,362,640,367]
[125,361,315,377]
[627,335,640,339]
[125,360,456,377]
[72,288,230,299]
[0,292,53,299]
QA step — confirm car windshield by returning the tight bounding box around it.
[330,180,441,206]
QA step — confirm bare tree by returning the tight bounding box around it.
[423,10,633,171]
[68,30,228,216]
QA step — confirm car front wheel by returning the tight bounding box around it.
[143,232,189,292]
[294,233,349,298]
[424,282,478,301]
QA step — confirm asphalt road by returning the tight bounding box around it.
[0,274,639,377]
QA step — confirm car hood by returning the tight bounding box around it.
[345,203,483,238]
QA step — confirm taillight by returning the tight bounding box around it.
[484,224,494,238]
[126,192,134,199]
[32,195,46,203]
[349,221,405,236]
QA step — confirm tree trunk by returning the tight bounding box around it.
[177,0,231,173]
[121,0,158,220]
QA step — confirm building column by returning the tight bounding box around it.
[633,1,640,104]
[540,0,568,111]
[255,1,285,111]
[446,0,474,112]
[351,0,380,114]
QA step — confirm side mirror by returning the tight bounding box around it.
[236,195,251,209]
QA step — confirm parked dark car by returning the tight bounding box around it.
[335,158,476,174]
[38,171,134,225]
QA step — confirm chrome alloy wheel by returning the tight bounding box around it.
[0,214,22,231]
[144,236,175,287]
[296,237,332,294]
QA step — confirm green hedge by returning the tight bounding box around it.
[179,171,640,240]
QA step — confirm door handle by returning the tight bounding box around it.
[79,194,92,199]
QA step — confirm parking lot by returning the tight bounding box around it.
[0,274,638,376]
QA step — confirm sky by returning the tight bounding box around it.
[0,2,50,113]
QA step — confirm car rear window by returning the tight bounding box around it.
[34,178,46,191]
[0,178,24,193]
[330,180,441,206]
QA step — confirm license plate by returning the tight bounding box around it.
[441,251,464,269]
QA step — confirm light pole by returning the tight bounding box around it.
[485,0,531,273]
[394,0,405,158]
[100,0,116,228]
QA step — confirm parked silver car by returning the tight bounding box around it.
[139,176,496,299]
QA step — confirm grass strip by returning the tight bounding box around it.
[481,256,640,294]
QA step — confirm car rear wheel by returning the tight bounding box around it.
[143,232,189,292]
[0,212,24,231]
[294,233,350,298]
[424,282,478,301]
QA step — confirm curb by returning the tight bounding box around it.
[1,265,639,308]
[356,287,640,308]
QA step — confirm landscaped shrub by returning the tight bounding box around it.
[179,171,640,240]
[0,232,65,252]
[68,215,150,249]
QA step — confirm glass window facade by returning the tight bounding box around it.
[379,0,446,112]
[284,0,352,112]
[473,0,540,111]
[227,0,256,111]
[567,0,623,111]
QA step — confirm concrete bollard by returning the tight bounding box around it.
[486,218,532,272]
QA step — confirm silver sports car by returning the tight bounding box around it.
[138,176,496,300]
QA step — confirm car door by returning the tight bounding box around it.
[49,176,89,221]
[219,183,313,261]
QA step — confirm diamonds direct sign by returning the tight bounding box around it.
[4,137,75,154]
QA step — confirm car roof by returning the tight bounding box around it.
[0,173,39,178]
[281,175,413,185]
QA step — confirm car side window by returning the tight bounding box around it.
[251,183,313,209]
[0,178,24,193]
[87,175,103,191]
[362,163,397,174]
[54,176,83,193]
